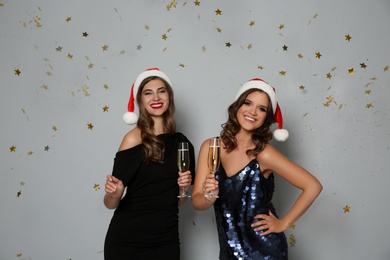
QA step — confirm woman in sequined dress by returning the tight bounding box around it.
[103,68,195,260]
[192,78,322,260]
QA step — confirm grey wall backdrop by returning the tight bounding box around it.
[1,1,389,259]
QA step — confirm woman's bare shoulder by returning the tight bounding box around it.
[118,128,142,151]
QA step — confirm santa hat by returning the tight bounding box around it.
[123,68,172,125]
[235,78,289,141]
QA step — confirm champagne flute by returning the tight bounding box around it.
[206,137,221,198]
[177,142,191,198]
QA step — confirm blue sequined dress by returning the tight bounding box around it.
[214,159,288,260]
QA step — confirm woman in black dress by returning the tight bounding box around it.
[104,68,195,260]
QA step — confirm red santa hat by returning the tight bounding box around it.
[235,78,289,141]
[123,68,172,125]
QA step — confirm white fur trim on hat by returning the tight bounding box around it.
[123,68,171,125]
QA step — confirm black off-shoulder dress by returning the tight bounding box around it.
[104,133,195,260]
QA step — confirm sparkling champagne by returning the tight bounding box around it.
[208,146,220,174]
[177,149,190,172]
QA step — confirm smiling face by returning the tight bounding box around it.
[139,79,170,118]
[237,90,270,132]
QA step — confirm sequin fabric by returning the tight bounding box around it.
[214,159,288,260]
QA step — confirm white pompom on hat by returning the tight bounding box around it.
[235,78,289,142]
[123,67,172,125]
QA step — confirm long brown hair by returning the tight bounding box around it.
[136,76,176,163]
[220,89,275,156]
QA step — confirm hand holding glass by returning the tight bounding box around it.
[206,137,221,198]
[177,142,191,198]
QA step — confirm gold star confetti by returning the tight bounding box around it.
[44,145,49,151]
[257,65,264,70]
[201,45,207,52]
[39,84,47,90]
[102,44,109,51]
[66,53,73,60]
[365,90,372,95]
[384,65,389,71]
[179,63,185,68]
[20,181,25,186]
[289,223,296,229]
[289,234,296,247]
[144,24,150,30]
[247,44,253,50]
[120,50,126,55]
[343,205,350,212]
[87,123,94,130]
[216,27,222,33]
[10,145,16,152]
[28,151,33,156]
[93,184,100,191]
[102,106,109,112]
[279,24,284,30]
[81,85,90,96]
[82,32,89,37]
[52,125,57,131]
[326,72,332,79]
[345,34,352,41]
[88,63,94,69]
[366,103,373,109]
[315,51,322,59]
[137,45,142,50]
[16,253,23,257]
[359,63,367,69]
[56,46,63,52]
[162,34,168,40]
[279,70,286,76]
[46,71,52,76]
[194,0,200,6]
[249,21,255,26]
[282,45,288,51]
[297,53,303,59]
[215,9,222,15]
[225,42,232,47]
[103,84,109,89]
[192,221,196,226]
[348,68,355,75]
[299,85,305,90]
[338,104,343,109]
[65,17,72,22]
[17,191,22,197]
[0,3,4,7]
[324,95,334,107]
[14,69,21,76]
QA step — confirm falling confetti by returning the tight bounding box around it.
[56,46,63,52]
[289,234,296,247]
[194,0,200,6]
[44,145,50,151]
[17,191,22,197]
[348,68,355,75]
[326,73,332,79]
[360,63,367,69]
[215,9,222,15]
[343,205,351,212]
[14,69,21,76]
[278,24,284,30]
[249,21,255,26]
[102,44,109,51]
[102,106,109,112]
[345,34,352,41]
[297,53,303,59]
[82,32,89,37]
[87,123,94,130]
[65,16,72,22]
[365,103,373,109]
[10,145,16,152]
[93,184,100,191]
[282,45,288,51]
[315,51,322,59]
[225,42,232,47]
[279,70,286,76]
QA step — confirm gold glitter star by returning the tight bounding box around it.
[289,234,296,247]
[120,50,126,54]
[65,17,72,22]
[315,51,322,59]
[88,63,94,69]
[289,223,296,229]
[103,84,109,89]
[215,9,222,15]
[46,71,52,76]
[14,69,21,76]
[93,184,100,191]
[44,145,49,151]
[66,53,73,60]
[10,145,16,152]
[365,90,372,95]
[282,45,288,51]
[326,73,332,79]
[279,24,284,30]
[216,27,222,33]
[179,63,185,68]
[360,63,367,69]
[87,123,94,130]
[102,105,109,112]
[17,191,22,197]
[247,44,252,49]
[384,65,389,71]
[102,45,109,51]
[299,85,305,90]
[279,70,286,76]
[257,65,264,70]
[16,253,23,257]
[52,125,57,131]
[297,53,303,59]
[20,181,25,186]
[162,34,168,40]
[144,25,150,30]
[82,32,89,37]
[27,151,33,156]
[194,0,200,6]
[249,21,255,26]
[348,68,355,75]
[0,3,4,6]
[366,103,373,108]
[225,42,232,47]
[343,205,350,212]
[345,34,351,41]
[56,46,63,52]
[137,45,142,50]
[201,45,207,52]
